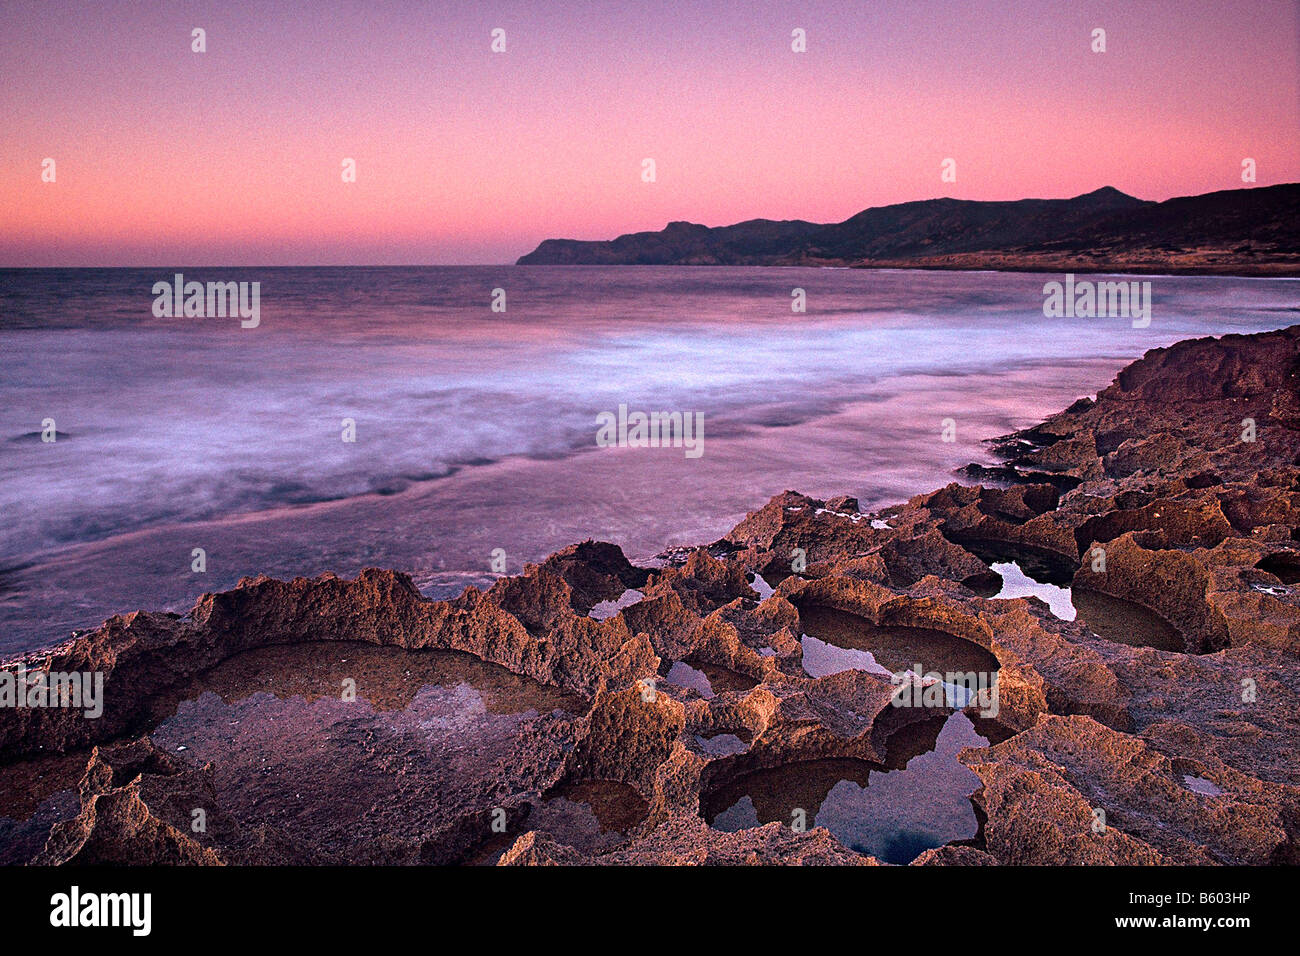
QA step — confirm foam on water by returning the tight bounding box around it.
[1,266,1295,651]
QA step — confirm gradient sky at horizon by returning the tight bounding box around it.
[2,0,1297,266]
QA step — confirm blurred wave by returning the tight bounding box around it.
[0,266,1294,563]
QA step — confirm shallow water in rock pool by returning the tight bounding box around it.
[799,605,999,676]
[703,710,988,864]
[989,558,1185,651]
[143,642,585,862]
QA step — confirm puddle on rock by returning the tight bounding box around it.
[1070,588,1185,652]
[531,780,649,847]
[959,540,1077,586]
[694,728,754,756]
[986,557,1187,651]
[1253,583,1290,596]
[588,589,645,621]
[801,633,892,680]
[1183,774,1224,797]
[145,642,585,862]
[664,659,757,698]
[798,605,999,684]
[470,779,650,864]
[703,710,987,864]
[991,560,1076,621]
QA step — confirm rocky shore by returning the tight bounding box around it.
[3,325,1299,866]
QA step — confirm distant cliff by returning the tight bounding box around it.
[517,184,1300,274]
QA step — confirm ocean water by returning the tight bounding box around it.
[0,266,1296,653]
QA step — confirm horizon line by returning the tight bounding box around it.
[6,181,1294,271]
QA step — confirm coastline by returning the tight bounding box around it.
[510,261,1300,278]
[515,184,1300,275]
[0,351,1148,656]
[846,259,1300,278]
[4,323,1299,865]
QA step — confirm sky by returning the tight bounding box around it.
[1,0,1297,265]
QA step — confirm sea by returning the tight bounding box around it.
[1,265,1295,653]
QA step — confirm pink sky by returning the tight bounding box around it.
[1,0,1297,265]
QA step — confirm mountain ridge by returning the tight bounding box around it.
[517,183,1299,275]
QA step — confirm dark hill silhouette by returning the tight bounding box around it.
[517,183,1299,274]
